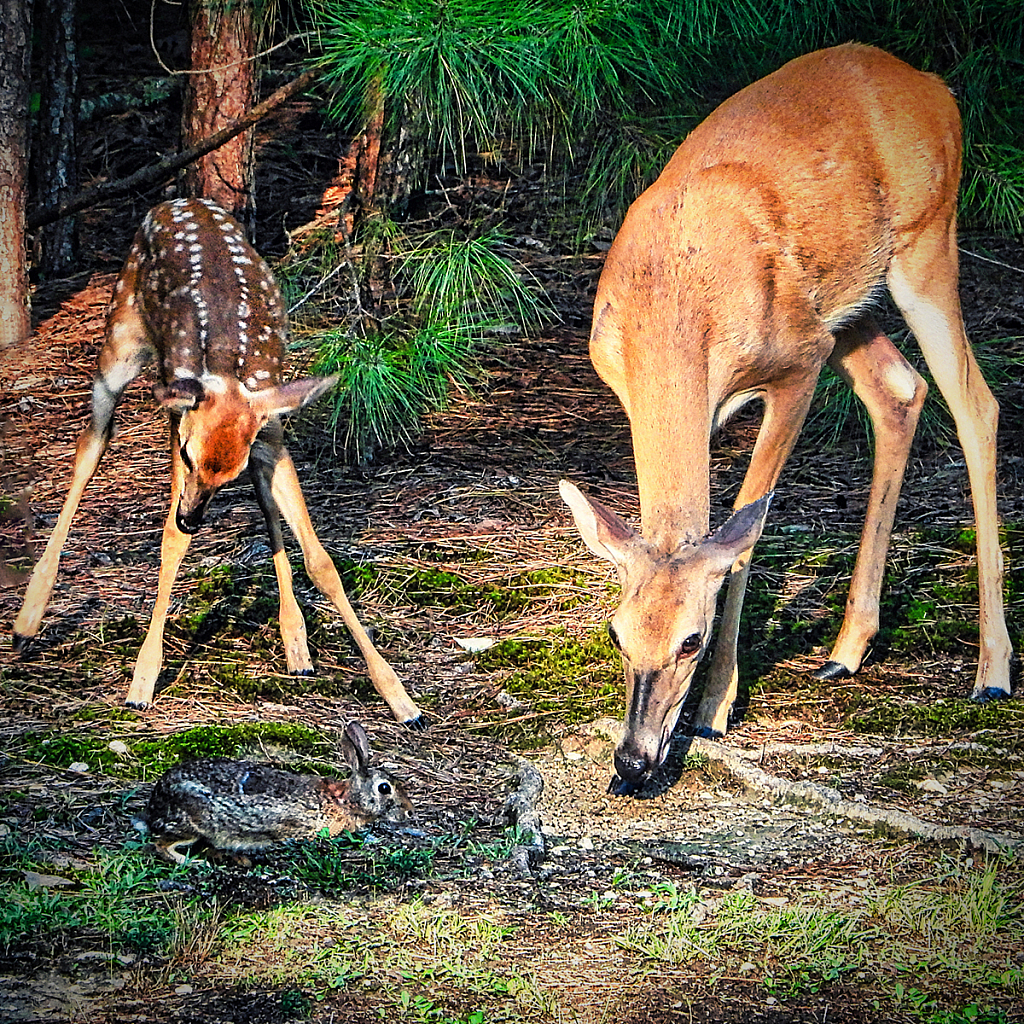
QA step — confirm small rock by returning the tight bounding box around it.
[918,778,948,795]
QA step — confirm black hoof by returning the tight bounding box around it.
[403,715,428,731]
[607,774,642,797]
[688,725,723,740]
[125,700,151,711]
[11,633,29,654]
[972,686,1011,704]
[291,667,316,677]
[811,660,852,681]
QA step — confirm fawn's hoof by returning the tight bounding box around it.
[11,632,30,653]
[290,667,316,677]
[607,774,642,797]
[811,660,852,681]
[403,715,428,732]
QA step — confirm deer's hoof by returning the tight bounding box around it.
[125,699,152,710]
[607,774,642,797]
[811,660,852,681]
[11,632,30,654]
[688,724,723,740]
[403,715,428,732]
[972,686,1011,704]
[290,667,316,677]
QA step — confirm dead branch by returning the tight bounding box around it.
[26,67,319,231]
[694,737,1021,856]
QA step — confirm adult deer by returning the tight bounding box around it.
[13,197,422,727]
[560,44,1012,791]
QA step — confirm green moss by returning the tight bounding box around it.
[473,628,622,743]
[847,697,1022,738]
[19,720,333,777]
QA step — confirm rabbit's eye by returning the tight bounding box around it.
[378,781,392,795]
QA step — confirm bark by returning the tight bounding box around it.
[0,0,34,351]
[30,0,78,273]
[181,0,257,233]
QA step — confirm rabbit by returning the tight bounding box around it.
[139,721,412,864]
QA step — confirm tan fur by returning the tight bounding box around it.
[561,45,1011,787]
[13,199,422,725]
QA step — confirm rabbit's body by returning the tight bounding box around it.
[141,722,411,863]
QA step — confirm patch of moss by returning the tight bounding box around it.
[473,628,622,744]
[847,697,1022,738]
[20,720,333,778]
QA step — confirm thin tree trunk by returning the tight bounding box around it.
[0,0,34,350]
[181,0,256,233]
[31,0,78,274]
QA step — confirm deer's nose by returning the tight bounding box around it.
[175,495,210,534]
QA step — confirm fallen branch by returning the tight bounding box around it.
[27,67,319,230]
[693,737,1021,856]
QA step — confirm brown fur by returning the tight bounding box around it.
[562,45,1011,787]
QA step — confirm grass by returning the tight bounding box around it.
[0,834,194,955]
[615,857,1023,1010]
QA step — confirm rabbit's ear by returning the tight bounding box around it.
[342,721,371,772]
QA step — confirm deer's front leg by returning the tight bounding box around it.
[13,337,147,647]
[696,374,820,737]
[270,447,424,728]
[249,440,314,675]
[125,422,192,707]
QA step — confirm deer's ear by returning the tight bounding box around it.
[153,377,205,411]
[250,375,338,419]
[559,479,638,566]
[701,493,773,575]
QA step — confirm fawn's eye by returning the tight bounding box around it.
[378,781,392,796]
[607,622,622,651]
[677,633,702,659]
[179,445,194,472]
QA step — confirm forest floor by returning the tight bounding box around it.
[1,11,1023,1024]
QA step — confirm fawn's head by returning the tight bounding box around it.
[154,374,336,533]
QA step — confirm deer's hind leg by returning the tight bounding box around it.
[249,432,314,677]
[814,316,928,681]
[888,223,1012,701]
[13,294,151,648]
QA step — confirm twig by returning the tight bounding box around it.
[27,68,319,230]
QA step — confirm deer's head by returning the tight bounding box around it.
[560,480,770,790]
[154,374,337,533]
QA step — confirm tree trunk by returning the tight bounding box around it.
[0,0,34,351]
[30,0,78,274]
[181,0,257,234]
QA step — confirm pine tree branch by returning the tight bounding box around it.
[27,67,319,231]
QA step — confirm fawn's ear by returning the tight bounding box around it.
[153,377,205,411]
[341,721,371,772]
[249,375,338,419]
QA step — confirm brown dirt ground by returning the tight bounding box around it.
[1,10,1023,1023]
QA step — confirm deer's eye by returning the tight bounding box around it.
[179,445,194,472]
[607,622,622,651]
[677,633,702,659]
